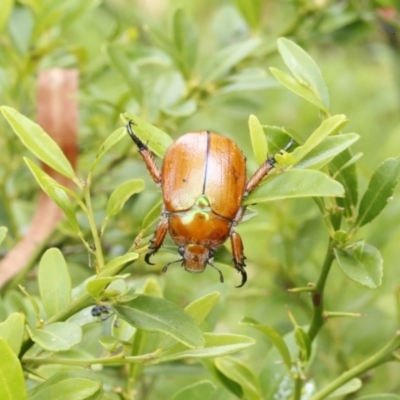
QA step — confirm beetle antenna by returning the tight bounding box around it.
[162,258,182,273]
[209,262,224,283]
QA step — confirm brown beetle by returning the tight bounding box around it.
[127,121,282,287]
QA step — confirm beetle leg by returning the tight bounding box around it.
[230,231,247,288]
[245,157,275,195]
[145,216,169,265]
[126,120,161,184]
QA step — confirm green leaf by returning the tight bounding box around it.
[327,378,362,398]
[0,0,13,32]
[277,37,330,111]
[215,357,262,400]
[168,380,217,400]
[105,179,145,219]
[356,157,400,227]
[0,226,7,246]
[244,169,344,205]
[142,200,162,231]
[121,112,173,158]
[0,106,75,179]
[241,317,291,371]
[295,133,359,170]
[295,326,311,362]
[158,333,255,362]
[103,252,139,275]
[185,292,220,325]
[112,295,204,348]
[200,38,261,85]
[26,322,82,351]
[357,395,400,400]
[334,241,383,288]
[39,248,71,318]
[248,114,268,166]
[90,127,126,172]
[24,158,81,233]
[106,45,143,103]
[270,67,327,112]
[0,338,27,400]
[86,275,130,298]
[329,149,359,218]
[0,313,25,355]
[28,370,102,400]
[172,9,198,76]
[234,0,262,28]
[292,115,348,162]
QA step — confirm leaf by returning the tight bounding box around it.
[200,38,262,85]
[86,275,130,298]
[291,115,348,162]
[0,313,25,355]
[28,370,102,400]
[243,169,344,205]
[277,37,330,111]
[295,133,359,170]
[24,158,81,233]
[90,127,126,172]
[0,106,75,179]
[295,326,311,362]
[356,157,400,227]
[103,252,139,275]
[215,357,262,400]
[172,9,198,76]
[38,248,71,318]
[106,45,143,102]
[327,378,362,398]
[0,338,27,400]
[121,112,172,158]
[357,395,400,400]
[334,242,383,288]
[112,295,204,348]
[168,380,217,400]
[26,322,82,351]
[329,149,359,218]
[158,333,255,362]
[248,114,268,165]
[241,318,291,371]
[0,226,7,246]
[234,0,262,28]
[270,67,327,112]
[0,0,13,32]
[105,179,145,219]
[185,291,220,325]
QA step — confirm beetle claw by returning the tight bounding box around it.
[209,262,224,283]
[145,252,155,265]
[234,265,247,288]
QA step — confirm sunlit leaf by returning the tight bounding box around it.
[0,313,25,355]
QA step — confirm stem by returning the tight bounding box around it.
[310,331,400,400]
[307,239,335,342]
[84,173,105,273]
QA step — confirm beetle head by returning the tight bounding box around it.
[179,244,210,273]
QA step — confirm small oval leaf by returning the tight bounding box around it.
[248,114,268,166]
[0,338,27,400]
[26,322,82,351]
[1,106,75,179]
[334,242,383,288]
[0,313,25,355]
[39,248,71,318]
[112,295,204,348]
[244,169,344,205]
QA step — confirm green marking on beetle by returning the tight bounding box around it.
[195,195,210,208]
[181,209,211,225]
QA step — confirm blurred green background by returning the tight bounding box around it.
[1,0,400,398]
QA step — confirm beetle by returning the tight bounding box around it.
[127,121,286,287]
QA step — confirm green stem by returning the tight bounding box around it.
[307,239,335,342]
[310,331,400,400]
[84,173,105,273]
